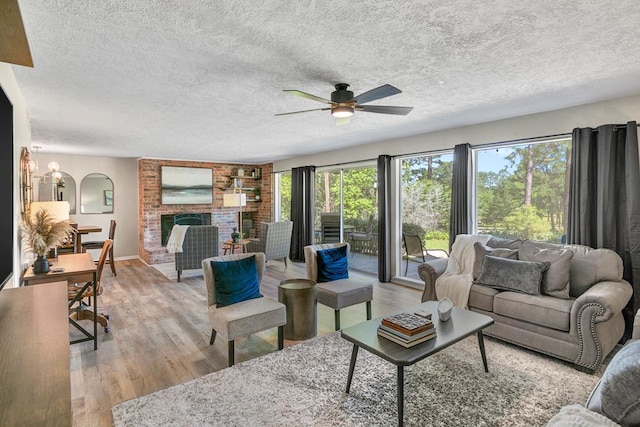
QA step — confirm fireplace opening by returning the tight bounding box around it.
[161,213,211,246]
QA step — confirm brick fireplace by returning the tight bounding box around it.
[138,158,273,264]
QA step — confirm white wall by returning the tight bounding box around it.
[31,153,138,259]
[1,64,31,288]
[274,94,640,171]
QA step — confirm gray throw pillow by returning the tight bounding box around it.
[472,242,519,280]
[474,255,549,295]
[519,242,574,299]
[600,340,640,426]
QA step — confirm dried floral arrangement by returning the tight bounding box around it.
[21,208,74,257]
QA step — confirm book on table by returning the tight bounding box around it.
[377,327,437,348]
[378,323,434,341]
[381,312,433,336]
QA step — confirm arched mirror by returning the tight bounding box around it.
[39,171,77,214]
[80,173,114,214]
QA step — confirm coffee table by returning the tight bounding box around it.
[341,301,494,427]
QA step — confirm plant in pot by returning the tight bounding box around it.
[254,186,261,201]
[21,208,74,273]
[230,227,240,243]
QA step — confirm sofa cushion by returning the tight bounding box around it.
[469,284,501,312]
[472,242,519,280]
[599,339,640,426]
[486,236,525,250]
[564,245,624,297]
[519,242,574,300]
[474,255,549,295]
[493,292,574,331]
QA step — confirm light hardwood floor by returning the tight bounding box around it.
[69,258,422,426]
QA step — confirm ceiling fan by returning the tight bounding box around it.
[276,83,413,125]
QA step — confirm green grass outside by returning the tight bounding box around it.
[422,239,449,253]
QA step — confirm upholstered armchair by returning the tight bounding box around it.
[174,225,219,281]
[247,221,293,266]
[304,242,373,330]
[201,252,286,366]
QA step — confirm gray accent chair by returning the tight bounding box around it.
[175,225,219,282]
[201,252,286,367]
[304,242,373,330]
[247,221,293,267]
[418,234,633,372]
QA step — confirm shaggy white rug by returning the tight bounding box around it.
[112,332,605,426]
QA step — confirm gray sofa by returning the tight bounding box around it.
[418,234,633,372]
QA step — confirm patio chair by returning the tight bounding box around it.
[402,232,448,276]
[349,214,375,255]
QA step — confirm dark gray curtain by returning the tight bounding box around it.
[568,121,640,337]
[289,166,315,262]
[449,143,471,250]
[377,155,392,282]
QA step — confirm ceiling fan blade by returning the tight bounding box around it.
[359,105,413,115]
[353,84,401,104]
[335,117,351,126]
[275,107,330,116]
[283,90,333,104]
[0,0,33,67]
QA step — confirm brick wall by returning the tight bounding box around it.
[138,159,273,264]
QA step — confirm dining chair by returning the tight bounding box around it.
[81,219,117,276]
[68,239,113,333]
[201,252,286,366]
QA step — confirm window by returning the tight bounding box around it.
[474,138,571,242]
[275,171,291,221]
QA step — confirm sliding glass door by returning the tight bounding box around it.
[399,152,453,280]
[315,164,378,275]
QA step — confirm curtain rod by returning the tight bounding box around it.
[274,122,639,173]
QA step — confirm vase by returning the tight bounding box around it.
[33,255,50,274]
[231,228,240,243]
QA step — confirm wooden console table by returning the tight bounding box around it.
[23,253,99,350]
[0,282,72,425]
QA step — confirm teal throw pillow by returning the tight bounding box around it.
[317,245,349,283]
[210,255,262,307]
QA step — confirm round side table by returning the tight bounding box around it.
[278,278,317,340]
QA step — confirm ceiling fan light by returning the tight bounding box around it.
[332,106,354,118]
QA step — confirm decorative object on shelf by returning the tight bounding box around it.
[254,186,261,201]
[437,297,453,322]
[21,201,73,273]
[223,189,247,239]
[230,227,240,243]
[237,168,244,177]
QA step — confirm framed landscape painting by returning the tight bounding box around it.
[161,166,213,205]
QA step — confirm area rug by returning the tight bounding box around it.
[112,332,605,426]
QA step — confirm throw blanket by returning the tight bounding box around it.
[435,234,491,309]
[166,225,189,253]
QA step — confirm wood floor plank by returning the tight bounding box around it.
[69,258,422,425]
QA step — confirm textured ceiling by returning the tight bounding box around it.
[11,1,640,163]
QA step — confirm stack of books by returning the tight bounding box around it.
[377,312,436,348]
